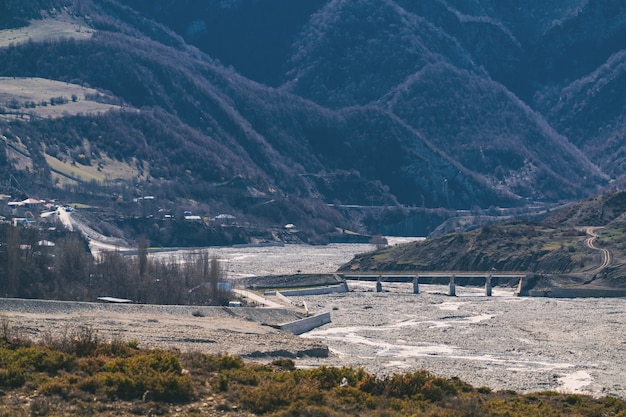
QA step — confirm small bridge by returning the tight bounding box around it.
[340,272,527,296]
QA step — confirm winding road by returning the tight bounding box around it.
[584,227,611,273]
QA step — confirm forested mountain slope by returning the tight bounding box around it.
[0,0,624,242]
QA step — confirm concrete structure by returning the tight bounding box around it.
[267,284,348,298]
[342,272,526,296]
[449,274,456,296]
[280,312,331,335]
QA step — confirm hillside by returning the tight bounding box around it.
[341,190,626,291]
[0,0,624,244]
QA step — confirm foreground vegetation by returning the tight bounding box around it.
[1,319,625,416]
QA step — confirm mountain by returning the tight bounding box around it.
[340,190,626,291]
[0,0,624,244]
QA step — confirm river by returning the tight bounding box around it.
[293,282,626,398]
[148,240,626,398]
[148,237,421,279]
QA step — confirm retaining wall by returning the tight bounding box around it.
[280,312,331,335]
[529,287,626,298]
[271,284,348,297]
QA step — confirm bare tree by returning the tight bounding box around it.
[209,255,231,306]
[371,234,389,250]
[137,234,148,278]
[96,249,131,299]
[209,255,219,298]
[6,226,21,297]
[55,235,93,300]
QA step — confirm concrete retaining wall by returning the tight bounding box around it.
[280,312,331,335]
[273,284,348,297]
[529,287,626,298]
[274,291,294,305]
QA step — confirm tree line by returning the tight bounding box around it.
[0,224,231,305]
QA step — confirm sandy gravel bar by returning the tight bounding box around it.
[0,298,327,359]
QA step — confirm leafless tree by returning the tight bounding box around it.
[6,226,21,297]
[371,234,388,250]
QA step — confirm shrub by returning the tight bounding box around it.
[98,350,192,402]
[39,377,73,398]
[201,353,244,371]
[225,368,260,386]
[7,346,74,374]
[95,372,136,399]
[332,386,379,410]
[380,370,433,398]
[239,379,300,414]
[271,358,296,370]
[566,394,582,405]
[71,326,100,357]
[0,366,26,388]
[304,366,366,390]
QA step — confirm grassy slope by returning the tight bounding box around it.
[343,222,594,274]
[0,14,94,47]
[44,152,143,186]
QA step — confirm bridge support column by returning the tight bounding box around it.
[485,274,492,296]
[376,276,382,293]
[449,275,456,296]
[413,275,420,294]
[514,276,524,296]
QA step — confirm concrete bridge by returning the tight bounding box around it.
[340,272,527,296]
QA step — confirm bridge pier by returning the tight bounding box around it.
[449,274,456,296]
[341,272,525,296]
[514,276,525,296]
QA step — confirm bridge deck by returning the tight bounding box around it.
[339,272,526,296]
[341,272,526,282]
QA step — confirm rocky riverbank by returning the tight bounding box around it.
[0,299,328,359]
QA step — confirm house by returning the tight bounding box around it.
[214,214,236,225]
[13,217,35,227]
[8,197,44,216]
[21,198,44,209]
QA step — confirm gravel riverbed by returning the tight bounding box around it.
[294,282,626,399]
[2,241,626,399]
